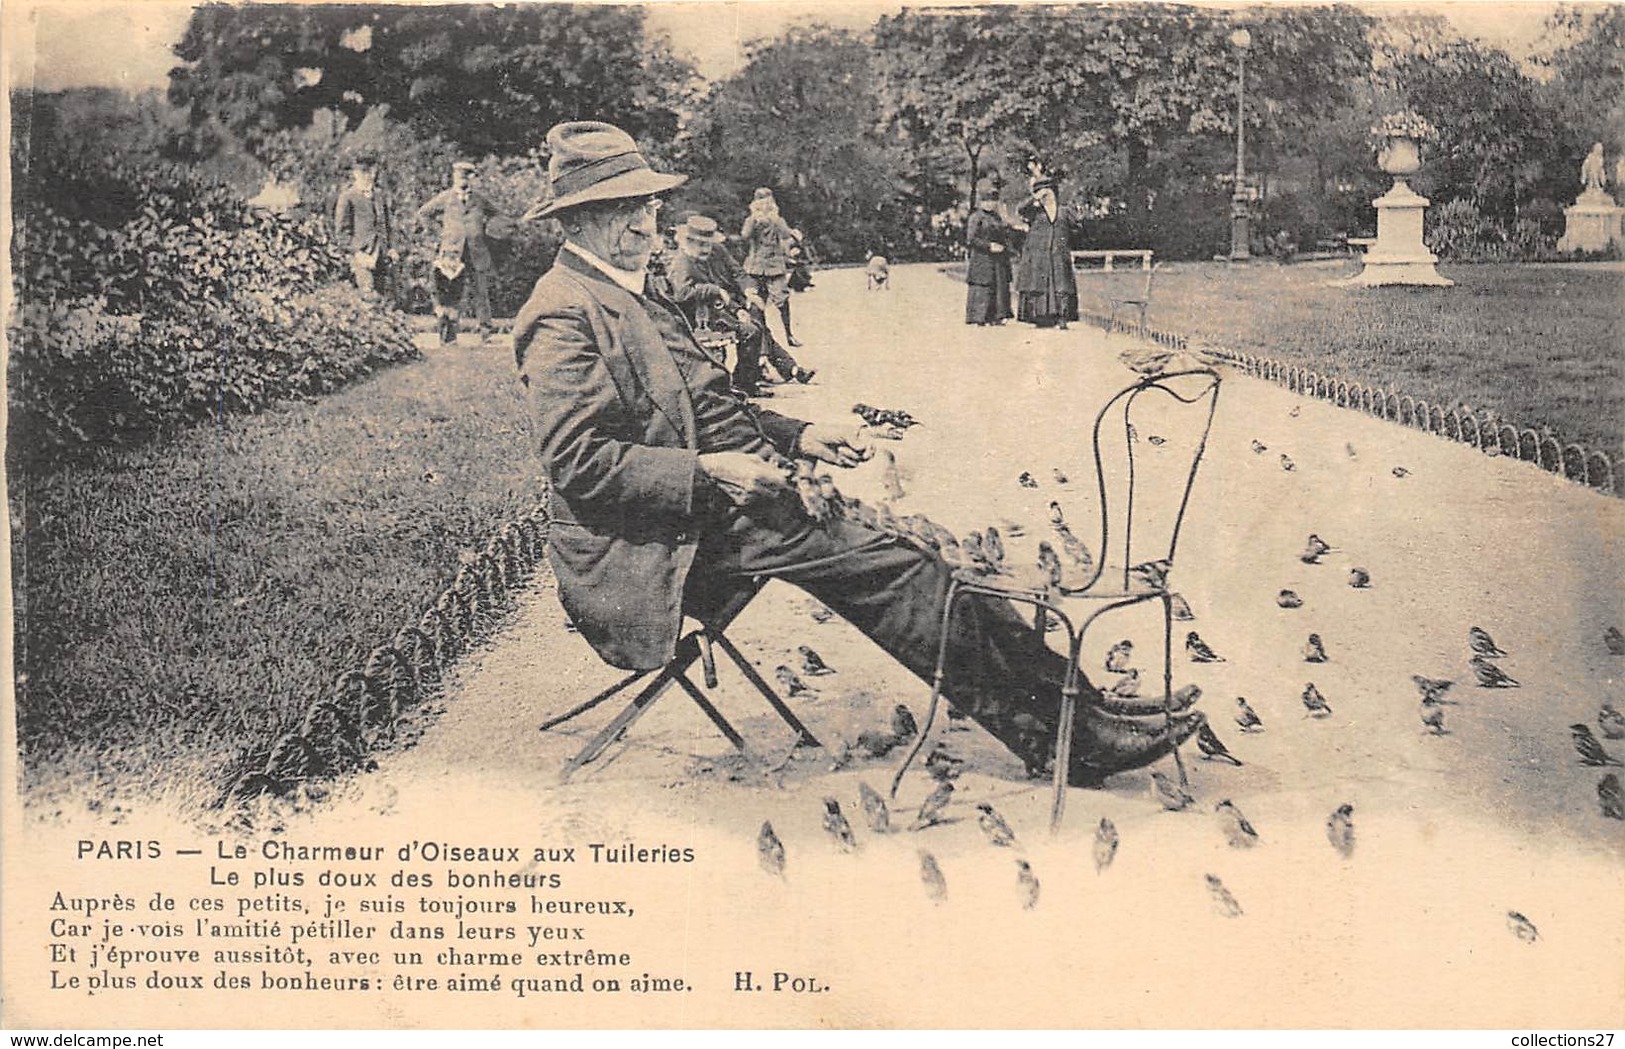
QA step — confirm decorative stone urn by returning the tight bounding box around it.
[1378,136,1421,177]
[1338,130,1452,288]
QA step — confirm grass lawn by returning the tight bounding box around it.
[10,334,546,805]
[1109,261,1624,456]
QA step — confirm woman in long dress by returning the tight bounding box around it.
[965,186,1014,325]
[1015,176,1079,329]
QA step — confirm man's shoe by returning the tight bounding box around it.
[1067,709,1206,787]
[787,336,805,348]
[795,368,817,384]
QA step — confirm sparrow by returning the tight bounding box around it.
[1598,773,1623,820]
[1105,639,1135,674]
[810,605,834,624]
[826,740,853,772]
[998,518,1026,538]
[1300,534,1333,563]
[1052,468,1070,485]
[822,797,858,852]
[1471,656,1519,689]
[1147,434,1168,447]
[1348,567,1372,589]
[798,645,834,676]
[1302,682,1332,717]
[1506,910,1539,944]
[794,475,830,521]
[983,525,1007,571]
[1110,669,1142,698]
[910,780,955,830]
[1016,859,1041,910]
[1197,722,1243,765]
[1186,631,1225,663]
[1130,559,1172,590]
[1289,404,1301,418]
[918,850,948,903]
[1303,633,1328,663]
[880,449,905,502]
[1280,454,1297,472]
[1235,697,1264,733]
[1326,803,1355,859]
[1206,874,1244,918]
[976,802,1018,848]
[1169,593,1196,621]
[1169,683,1203,710]
[1060,529,1095,573]
[963,530,995,572]
[1093,817,1120,873]
[1412,675,1455,705]
[1392,466,1410,478]
[1250,439,1268,455]
[1215,799,1259,847]
[1151,770,1195,811]
[1018,471,1039,489]
[1121,347,1175,376]
[1570,724,1622,767]
[1048,501,1066,527]
[757,820,786,878]
[1277,589,1304,609]
[858,781,890,834]
[924,743,964,782]
[892,704,920,740]
[1345,442,1358,458]
[1468,626,1506,658]
[855,730,903,760]
[1598,704,1625,740]
[1037,541,1065,590]
[775,665,814,697]
[1607,627,1625,656]
[1421,704,1447,735]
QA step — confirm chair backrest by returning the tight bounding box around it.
[1073,368,1221,593]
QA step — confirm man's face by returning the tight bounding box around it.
[680,232,714,260]
[576,196,662,272]
[453,168,473,190]
[353,167,376,191]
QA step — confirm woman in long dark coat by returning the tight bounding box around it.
[965,186,1014,325]
[1015,177,1079,329]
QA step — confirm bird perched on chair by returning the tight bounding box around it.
[1015,859,1041,910]
[1206,874,1244,918]
[1302,682,1332,717]
[1277,589,1304,609]
[1506,911,1539,944]
[1151,770,1195,811]
[1413,675,1455,706]
[1109,669,1142,699]
[1187,632,1225,663]
[910,780,955,831]
[1303,633,1328,663]
[918,850,948,903]
[1197,722,1243,765]
[976,802,1018,848]
[822,798,858,852]
[1215,799,1259,847]
[858,781,890,834]
[1471,656,1519,689]
[879,449,905,502]
[1250,439,1267,455]
[1607,627,1625,656]
[1348,567,1372,589]
[1037,541,1064,590]
[1598,774,1623,820]
[1052,468,1070,485]
[1169,593,1196,621]
[775,665,815,697]
[757,821,786,878]
[1570,724,1622,767]
[797,645,833,676]
[1093,817,1120,873]
[1300,534,1333,564]
[1280,454,1297,472]
[1422,704,1447,735]
[1598,704,1625,740]
[1468,626,1506,658]
[1130,559,1172,590]
[1105,639,1134,674]
[1327,803,1355,859]
[1018,471,1039,489]
[1235,697,1264,733]
[983,525,1007,571]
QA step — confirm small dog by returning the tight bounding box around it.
[865,254,890,291]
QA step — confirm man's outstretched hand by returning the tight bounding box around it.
[699,451,791,504]
[799,424,871,468]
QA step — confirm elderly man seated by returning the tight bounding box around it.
[514,121,1204,787]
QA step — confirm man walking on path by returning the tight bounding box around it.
[417,160,507,344]
[740,188,804,348]
[333,152,394,298]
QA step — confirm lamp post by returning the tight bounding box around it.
[1228,27,1252,261]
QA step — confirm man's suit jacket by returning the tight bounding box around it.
[334,187,391,256]
[416,188,499,272]
[740,210,792,277]
[513,250,805,670]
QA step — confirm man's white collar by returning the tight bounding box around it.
[563,242,647,296]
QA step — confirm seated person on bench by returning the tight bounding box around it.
[515,121,1204,785]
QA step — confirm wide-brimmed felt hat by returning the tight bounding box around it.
[524,121,687,221]
[679,215,725,242]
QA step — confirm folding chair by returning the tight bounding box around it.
[1108,260,1161,341]
[541,577,821,782]
[894,368,1222,832]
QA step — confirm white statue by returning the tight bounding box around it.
[1580,142,1607,191]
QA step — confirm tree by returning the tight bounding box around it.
[1535,5,1625,188]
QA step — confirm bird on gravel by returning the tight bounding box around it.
[1151,770,1195,811]
[1468,626,1507,658]
[1598,704,1625,740]
[1570,724,1622,767]
[1471,656,1519,689]
[1302,682,1332,717]
[1206,874,1244,918]
[963,531,995,573]
[1303,633,1328,663]
[925,743,964,782]
[1094,817,1120,874]
[775,665,815,697]
[1169,594,1196,621]
[976,802,1019,848]
[1607,627,1625,656]
[1060,529,1096,574]
[1599,774,1623,820]
[1392,466,1411,479]
[1300,534,1333,563]
[1289,405,1301,418]
[910,780,955,831]
[1412,676,1455,706]
[858,782,890,834]
[1346,442,1358,459]
[1348,567,1372,589]
[1049,500,1067,527]
[1186,631,1225,663]
[1018,471,1039,489]
[1506,911,1539,944]
[1105,639,1135,674]
[798,645,833,676]
[919,850,948,903]
[757,821,786,878]
[1250,439,1268,454]
[854,730,903,760]
[983,526,1007,571]
[1280,454,1297,472]
[1326,803,1355,859]
[1421,704,1447,735]
[1036,543,1065,591]
[822,798,858,852]
[1052,467,1071,485]
[1277,589,1304,609]
[1215,799,1259,847]
[1235,697,1264,733]
[890,704,920,742]
[1197,722,1243,765]
[1016,859,1042,910]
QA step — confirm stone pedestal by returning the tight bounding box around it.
[1557,188,1625,252]
[1337,178,1452,287]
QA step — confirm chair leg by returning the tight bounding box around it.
[672,671,751,755]
[559,644,698,782]
[538,669,650,733]
[891,578,967,800]
[1051,665,1080,834]
[700,631,720,689]
[1163,597,1189,788]
[711,633,822,748]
